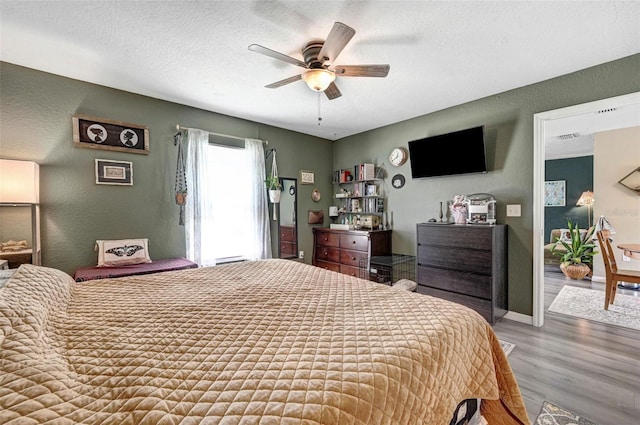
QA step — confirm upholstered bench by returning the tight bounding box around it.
[74,257,198,282]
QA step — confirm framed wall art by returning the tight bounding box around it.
[95,159,133,186]
[73,114,149,154]
[300,170,314,185]
[544,180,566,206]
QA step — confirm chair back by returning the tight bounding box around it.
[596,230,618,275]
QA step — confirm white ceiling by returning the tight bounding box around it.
[1,1,639,142]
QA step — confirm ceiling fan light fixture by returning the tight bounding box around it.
[302,69,335,92]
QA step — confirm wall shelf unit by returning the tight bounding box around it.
[333,163,385,228]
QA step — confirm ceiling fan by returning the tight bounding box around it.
[248,22,390,100]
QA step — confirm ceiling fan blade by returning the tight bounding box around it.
[317,22,355,64]
[265,74,302,89]
[324,82,342,100]
[334,64,390,77]
[248,44,308,69]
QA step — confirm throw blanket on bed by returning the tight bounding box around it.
[0,260,529,425]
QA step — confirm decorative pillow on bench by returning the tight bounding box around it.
[96,239,152,267]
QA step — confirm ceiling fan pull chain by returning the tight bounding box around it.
[317,91,322,126]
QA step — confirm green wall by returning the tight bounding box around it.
[544,156,594,242]
[0,62,333,275]
[333,54,640,315]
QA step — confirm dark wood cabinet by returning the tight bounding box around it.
[313,228,391,278]
[416,223,507,323]
[279,225,297,258]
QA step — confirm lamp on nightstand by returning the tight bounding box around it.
[0,159,41,266]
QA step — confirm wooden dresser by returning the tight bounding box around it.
[313,228,391,277]
[416,223,507,324]
[279,225,297,258]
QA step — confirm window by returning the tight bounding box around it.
[201,144,251,262]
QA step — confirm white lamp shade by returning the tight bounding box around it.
[0,159,40,204]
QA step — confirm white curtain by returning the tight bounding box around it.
[245,138,272,260]
[184,129,217,267]
[184,131,272,265]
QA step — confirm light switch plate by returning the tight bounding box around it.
[506,204,521,217]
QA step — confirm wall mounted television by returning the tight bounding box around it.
[408,125,487,178]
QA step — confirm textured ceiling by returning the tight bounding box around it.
[1,1,639,141]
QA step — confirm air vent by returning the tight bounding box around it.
[597,107,617,114]
[556,133,580,140]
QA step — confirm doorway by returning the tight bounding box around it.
[532,91,640,327]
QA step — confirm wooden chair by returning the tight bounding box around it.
[596,230,640,310]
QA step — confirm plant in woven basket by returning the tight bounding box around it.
[551,220,597,280]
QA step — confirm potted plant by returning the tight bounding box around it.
[265,176,282,204]
[551,220,597,280]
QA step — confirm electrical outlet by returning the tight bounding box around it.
[622,253,631,262]
[506,204,521,217]
[299,251,304,259]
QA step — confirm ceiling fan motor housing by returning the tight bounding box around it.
[303,41,326,68]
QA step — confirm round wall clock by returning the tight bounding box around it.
[389,147,408,166]
[391,174,405,189]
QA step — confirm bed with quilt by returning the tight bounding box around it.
[0,259,529,424]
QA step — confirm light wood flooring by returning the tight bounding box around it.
[493,270,640,425]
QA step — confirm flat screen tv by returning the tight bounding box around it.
[408,126,487,178]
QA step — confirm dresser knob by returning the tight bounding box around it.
[351,256,356,260]
[352,240,356,244]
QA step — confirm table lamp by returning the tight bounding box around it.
[0,159,41,265]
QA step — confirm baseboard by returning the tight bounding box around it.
[503,311,533,325]
[591,275,605,283]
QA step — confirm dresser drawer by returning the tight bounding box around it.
[417,245,492,275]
[280,226,296,242]
[315,246,340,263]
[417,225,492,250]
[340,234,369,251]
[280,242,296,256]
[340,264,361,278]
[417,265,491,299]
[316,231,339,247]
[315,260,340,273]
[340,249,369,267]
[416,285,493,323]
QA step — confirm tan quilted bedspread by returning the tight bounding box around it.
[0,260,529,425]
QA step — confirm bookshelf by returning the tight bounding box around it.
[332,163,385,229]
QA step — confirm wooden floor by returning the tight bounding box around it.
[493,270,640,425]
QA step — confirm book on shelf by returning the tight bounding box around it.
[353,163,375,181]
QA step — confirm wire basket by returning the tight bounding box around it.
[360,254,416,285]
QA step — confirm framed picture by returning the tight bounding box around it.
[73,114,149,154]
[544,180,565,206]
[300,170,315,184]
[308,210,324,225]
[95,159,133,186]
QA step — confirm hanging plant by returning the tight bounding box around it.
[265,176,282,203]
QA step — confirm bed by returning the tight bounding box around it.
[0,259,529,424]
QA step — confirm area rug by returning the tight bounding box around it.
[499,340,515,357]
[534,401,600,425]
[548,286,640,331]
